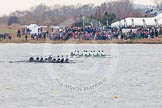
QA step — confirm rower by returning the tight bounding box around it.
[76,51,80,56]
[36,57,39,62]
[29,57,34,62]
[65,55,69,63]
[74,50,77,56]
[82,50,85,56]
[60,55,64,63]
[56,56,60,63]
[44,57,48,61]
[85,50,88,56]
[89,51,93,56]
[80,51,83,56]
[40,57,44,62]
[52,56,56,63]
[101,50,105,56]
[79,51,83,56]
[70,52,74,56]
[97,50,100,56]
[93,51,97,56]
[92,51,95,56]
[48,55,52,61]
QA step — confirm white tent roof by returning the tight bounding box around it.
[111,13,162,27]
[27,24,40,34]
[27,24,38,28]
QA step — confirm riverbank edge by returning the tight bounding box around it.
[1,38,162,44]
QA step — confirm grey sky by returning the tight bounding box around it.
[0,0,155,16]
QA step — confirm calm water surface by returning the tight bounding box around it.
[0,44,162,108]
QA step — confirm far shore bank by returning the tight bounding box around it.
[1,38,162,44]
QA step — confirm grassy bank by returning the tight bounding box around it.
[0,28,16,34]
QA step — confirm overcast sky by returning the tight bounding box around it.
[0,0,155,16]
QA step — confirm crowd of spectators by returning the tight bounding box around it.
[1,25,161,41]
[47,26,161,41]
[0,33,11,40]
[111,27,160,40]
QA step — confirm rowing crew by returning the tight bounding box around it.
[29,55,69,63]
[70,50,105,57]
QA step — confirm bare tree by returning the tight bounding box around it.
[0,0,144,25]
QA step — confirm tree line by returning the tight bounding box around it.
[0,0,145,26]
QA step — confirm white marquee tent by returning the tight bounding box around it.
[27,24,40,34]
[111,13,162,27]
